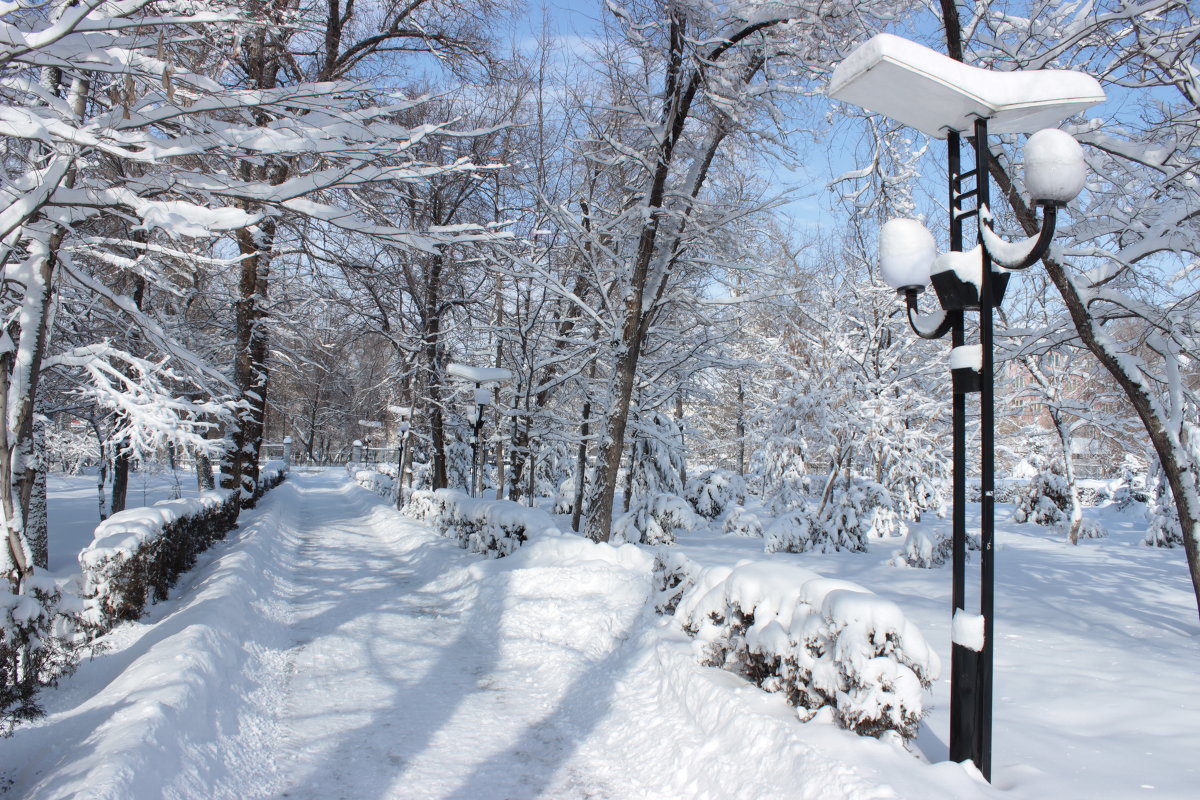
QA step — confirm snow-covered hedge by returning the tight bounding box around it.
[347,463,413,506]
[402,489,557,558]
[78,490,241,632]
[656,555,939,741]
[253,460,288,503]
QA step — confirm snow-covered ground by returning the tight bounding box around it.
[45,469,207,575]
[3,470,1197,798]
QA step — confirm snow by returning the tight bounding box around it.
[1022,128,1087,203]
[878,218,935,289]
[950,344,983,371]
[933,246,983,290]
[952,610,985,652]
[446,363,514,383]
[979,211,1040,266]
[829,34,1106,138]
[5,471,1199,798]
[133,200,260,239]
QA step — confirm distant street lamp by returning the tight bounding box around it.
[830,33,1104,781]
[389,405,413,508]
[447,363,513,497]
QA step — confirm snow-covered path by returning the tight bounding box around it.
[260,472,653,799]
[2,471,990,799]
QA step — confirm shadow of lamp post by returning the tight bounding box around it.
[447,363,513,497]
[829,33,1105,781]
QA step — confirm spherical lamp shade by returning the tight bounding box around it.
[879,218,936,290]
[1024,129,1087,204]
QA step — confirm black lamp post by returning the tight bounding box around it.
[390,405,412,509]
[829,34,1104,781]
[447,363,513,497]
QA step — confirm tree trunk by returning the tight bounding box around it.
[223,216,276,506]
[736,375,746,476]
[1049,410,1084,544]
[28,418,48,569]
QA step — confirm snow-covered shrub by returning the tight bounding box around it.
[665,559,939,741]
[723,506,764,538]
[627,412,686,503]
[766,482,893,555]
[552,478,578,515]
[1012,462,1070,527]
[651,550,696,614]
[445,441,473,491]
[403,489,557,558]
[889,528,981,569]
[891,528,953,569]
[1,577,83,734]
[1074,516,1107,541]
[839,480,905,539]
[757,434,809,515]
[1144,461,1183,547]
[685,469,746,520]
[533,441,573,499]
[763,507,821,553]
[79,489,241,633]
[612,493,696,545]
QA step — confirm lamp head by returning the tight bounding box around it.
[879,218,936,291]
[1024,129,1087,205]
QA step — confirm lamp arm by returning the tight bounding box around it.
[981,203,1058,270]
[902,288,956,339]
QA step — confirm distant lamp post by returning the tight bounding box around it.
[447,363,513,497]
[389,405,413,508]
[830,33,1104,781]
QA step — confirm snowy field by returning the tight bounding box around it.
[2,470,1197,799]
[44,469,209,575]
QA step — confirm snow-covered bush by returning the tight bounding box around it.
[723,506,764,538]
[612,493,696,545]
[889,527,981,569]
[651,550,695,614]
[836,480,905,539]
[79,489,242,632]
[403,489,556,557]
[628,412,686,503]
[765,482,894,555]
[1012,462,1070,527]
[756,425,808,515]
[763,507,821,553]
[552,478,578,515]
[533,440,573,499]
[1,577,83,734]
[445,441,473,491]
[1144,461,1183,548]
[1074,517,1107,541]
[662,558,939,741]
[685,469,746,520]
[891,528,953,569]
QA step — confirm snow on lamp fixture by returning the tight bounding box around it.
[1023,128,1087,204]
[879,218,936,290]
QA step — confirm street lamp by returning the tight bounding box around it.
[830,33,1104,781]
[447,363,513,497]
[389,405,413,508]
